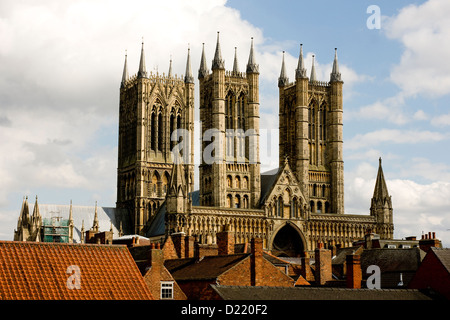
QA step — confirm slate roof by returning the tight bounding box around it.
[210,285,434,300]
[0,241,153,300]
[259,168,280,206]
[164,254,250,281]
[431,247,450,274]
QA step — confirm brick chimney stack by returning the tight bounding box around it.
[172,232,186,259]
[314,242,332,285]
[251,237,263,286]
[217,224,235,255]
[346,254,362,289]
[185,235,195,258]
[300,251,313,281]
[419,231,442,253]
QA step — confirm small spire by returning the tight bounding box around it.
[232,47,240,74]
[278,51,289,87]
[69,199,73,223]
[92,201,99,232]
[296,44,307,79]
[138,39,147,78]
[198,43,209,79]
[212,32,225,70]
[310,54,317,82]
[185,46,194,84]
[330,48,342,82]
[168,56,173,78]
[246,37,259,73]
[373,157,390,200]
[121,50,129,87]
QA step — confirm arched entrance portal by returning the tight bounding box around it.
[272,224,305,257]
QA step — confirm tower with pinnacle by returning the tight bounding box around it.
[278,46,344,215]
[370,157,394,239]
[116,41,195,235]
[198,33,261,209]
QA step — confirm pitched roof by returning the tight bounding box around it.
[0,241,153,300]
[210,285,434,300]
[165,254,249,281]
[431,247,450,274]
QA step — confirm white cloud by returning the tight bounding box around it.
[345,128,448,150]
[431,113,450,127]
[384,0,450,98]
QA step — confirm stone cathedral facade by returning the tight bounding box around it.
[116,33,394,257]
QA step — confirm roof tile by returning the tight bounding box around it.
[0,241,153,300]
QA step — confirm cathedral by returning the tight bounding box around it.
[14,33,394,257]
[115,32,394,256]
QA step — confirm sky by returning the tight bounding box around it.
[1,0,449,246]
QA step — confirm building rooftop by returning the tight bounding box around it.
[210,285,435,300]
[0,241,153,300]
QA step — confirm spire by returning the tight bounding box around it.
[295,44,307,79]
[373,157,390,200]
[310,54,317,82]
[81,220,85,243]
[278,51,289,87]
[92,201,99,232]
[212,32,225,70]
[246,37,259,73]
[232,47,240,74]
[168,56,173,78]
[138,39,147,78]
[330,48,342,82]
[184,46,194,84]
[168,161,186,197]
[198,43,209,79]
[31,195,41,227]
[69,199,73,223]
[121,51,129,87]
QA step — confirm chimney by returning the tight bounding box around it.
[250,237,263,286]
[419,231,442,253]
[300,252,313,282]
[346,254,362,289]
[185,235,195,258]
[217,224,234,255]
[172,232,186,259]
[314,243,332,285]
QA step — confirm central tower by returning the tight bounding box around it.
[198,33,261,209]
[278,46,344,215]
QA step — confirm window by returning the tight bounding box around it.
[161,281,174,299]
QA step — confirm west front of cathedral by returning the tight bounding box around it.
[115,33,394,257]
[15,33,394,258]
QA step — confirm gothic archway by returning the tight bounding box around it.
[271,223,305,257]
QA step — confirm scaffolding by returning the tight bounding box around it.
[42,212,70,243]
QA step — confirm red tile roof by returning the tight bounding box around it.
[0,241,153,300]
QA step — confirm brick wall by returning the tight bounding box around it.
[143,248,187,300]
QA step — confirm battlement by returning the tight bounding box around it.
[225,70,247,78]
[122,72,187,88]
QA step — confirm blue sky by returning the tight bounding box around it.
[0,0,449,246]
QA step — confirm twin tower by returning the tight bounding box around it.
[117,33,345,236]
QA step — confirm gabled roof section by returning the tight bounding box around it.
[0,241,153,300]
[431,247,450,275]
[259,160,306,206]
[165,254,249,281]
